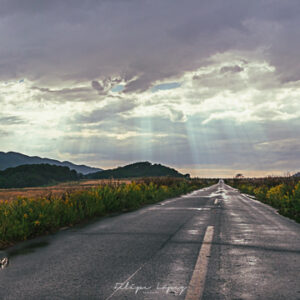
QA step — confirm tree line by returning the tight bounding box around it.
[0,164,81,188]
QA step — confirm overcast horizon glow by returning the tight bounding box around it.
[0,0,300,177]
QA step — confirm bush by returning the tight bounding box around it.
[226,177,300,223]
[0,178,217,247]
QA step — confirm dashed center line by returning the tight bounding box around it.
[150,207,211,211]
[184,226,214,300]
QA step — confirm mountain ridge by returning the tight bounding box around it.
[87,161,190,179]
[0,151,102,175]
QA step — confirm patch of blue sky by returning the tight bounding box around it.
[152,82,181,92]
[111,85,124,92]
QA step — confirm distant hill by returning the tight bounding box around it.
[87,161,190,179]
[0,151,102,175]
[0,164,81,188]
[293,172,300,177]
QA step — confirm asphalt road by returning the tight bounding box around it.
[0,181,300,299]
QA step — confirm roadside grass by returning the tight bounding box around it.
[0,179,131,202]
[226,177,300,223]
[0,178,216,249]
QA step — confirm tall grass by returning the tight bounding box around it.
[0,178,216,248]
[226,177,300,223]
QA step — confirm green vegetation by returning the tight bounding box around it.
[0,164,81,188]
[87,162,190,179]
[226,177,300,223]
[0,178,217,248]
[0,161,191,189]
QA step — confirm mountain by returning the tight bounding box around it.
[293,172,300,177]
[87,161,190,179]
[0,151,102,175]
[0,164,80,188]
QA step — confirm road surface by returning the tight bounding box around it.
[0,181,300,299]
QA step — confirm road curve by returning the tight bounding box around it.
[0,181,299,299]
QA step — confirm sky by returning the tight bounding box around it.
[0,0,300,177]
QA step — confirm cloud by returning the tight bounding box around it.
[220,65,244,74]
[0,129,9,137]
[1,1,300,176]
[53,116,300,173]
[0,115,24,125]
[76,99,137,124]
[32,86,91,95]
[0,1,299,90]
[91,77,123,95]
[152,82,181,92]
[91,81,104,93]
[168,108,187,123]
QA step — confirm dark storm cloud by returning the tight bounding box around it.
[1,0,300,91]
[123,76,152,94]
[91,77,123,95]
[220,65,244,74]
[91,81,104,93]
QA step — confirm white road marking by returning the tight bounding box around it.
[184,226,214,300]
[150,207,211,211]
[0,257,9,269]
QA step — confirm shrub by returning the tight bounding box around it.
[226,177,300,223]
[0,178,217,247]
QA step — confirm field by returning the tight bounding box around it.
[0,179,131,202]
[0,177,217,249]
[225,177,300,223]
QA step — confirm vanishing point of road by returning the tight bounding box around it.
[0,181,300,299]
